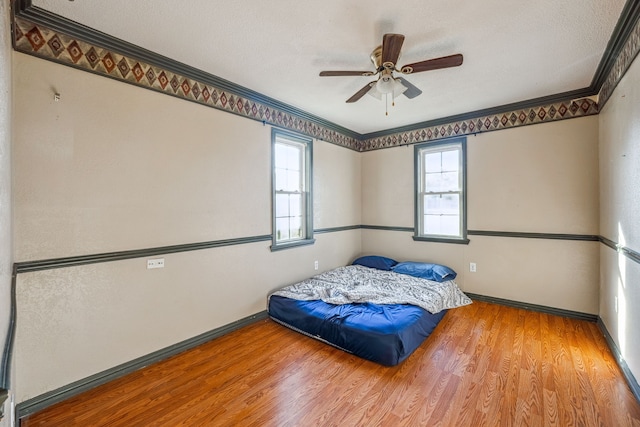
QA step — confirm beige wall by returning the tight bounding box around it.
[314,141,361,228]
[12,53,361,401]
[467,120,599,234]
[361,117,600,313]
[598,51,640,382]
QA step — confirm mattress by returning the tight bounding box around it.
[268,295,447,366]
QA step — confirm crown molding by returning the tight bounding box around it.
[10,0,640,149]
[591,0,640,91]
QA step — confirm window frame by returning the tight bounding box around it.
[271,128,314,251]
[413,137,469,244]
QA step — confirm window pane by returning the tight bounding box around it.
[440,215,460,236]
[423,214,460,236]
[441,172,459,191]
[424,194,460,215]
[425,152,442,172]
[440,194,460,214]
[275,193,289,217]
[289,193,301,217]
[424,195,440,214]
[286,170,300,191]
[275,169,287,191]
[275,142,302,191]
[423,214,440,234]
[275,218,290,241]
[274,144,286,168]
[286,145,301,170]
[441,150,459,172]
[425,172,442,192]
[426,172,459,192]
[290,217,302,239]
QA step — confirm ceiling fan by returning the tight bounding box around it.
[319,33,463,105]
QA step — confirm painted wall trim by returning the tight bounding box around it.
[361,225,415,232]
[466,292,598,322]
[468,230,600,242]
[597,318,640,403]
[14,235,272,274]
[0,267,16,384]
[600,235,640,265]
[12,229,622,275]
[10,0,640,151]
[15,310,269,420]
[314,225,362,234]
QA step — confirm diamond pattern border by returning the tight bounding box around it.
[14,15,633,153]
[358,99,598,151]
[12,18,358,151]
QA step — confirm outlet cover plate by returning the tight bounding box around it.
[147,258,165,269]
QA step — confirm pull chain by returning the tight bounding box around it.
[385,93,389,116]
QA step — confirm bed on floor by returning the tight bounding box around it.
[267,256,472,366]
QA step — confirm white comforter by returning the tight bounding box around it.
[270,265,472,314]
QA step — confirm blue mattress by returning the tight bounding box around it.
[268,295,447,366]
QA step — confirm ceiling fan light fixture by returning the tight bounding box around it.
[391,78,408,98]
[367,86,383,100]
[368,75,407,100]
[376,74,394,94]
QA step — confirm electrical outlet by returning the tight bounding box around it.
[469,262,477,272]
[147,258,165,269]
[314,260,319,270]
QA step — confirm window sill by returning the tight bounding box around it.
[412,236,470,245]
[270,238,316,252]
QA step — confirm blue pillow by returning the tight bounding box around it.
[392,261,457,282]
[352,255,398,271]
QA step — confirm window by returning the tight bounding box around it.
[414,137,469,244]
[271,129,314,250]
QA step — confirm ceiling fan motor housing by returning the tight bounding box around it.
[370,46,384,70]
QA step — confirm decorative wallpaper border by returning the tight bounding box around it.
[358,99,598,150]
[10,4,640,152]
[12,17,359,151]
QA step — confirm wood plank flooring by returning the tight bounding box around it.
[21,301,640,426]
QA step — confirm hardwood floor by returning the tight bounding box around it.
[21,301,640,426]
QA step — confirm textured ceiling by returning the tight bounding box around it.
[33,0,626,134]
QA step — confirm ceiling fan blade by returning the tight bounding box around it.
[346,82,375,103]
[381,33,405,68]
[396,77,422,99]
[320,70,374,77]
[400,54,463,74]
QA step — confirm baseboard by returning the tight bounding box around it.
[465,292,598,322]
[15,310,268,420]
[597,318,640,403]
